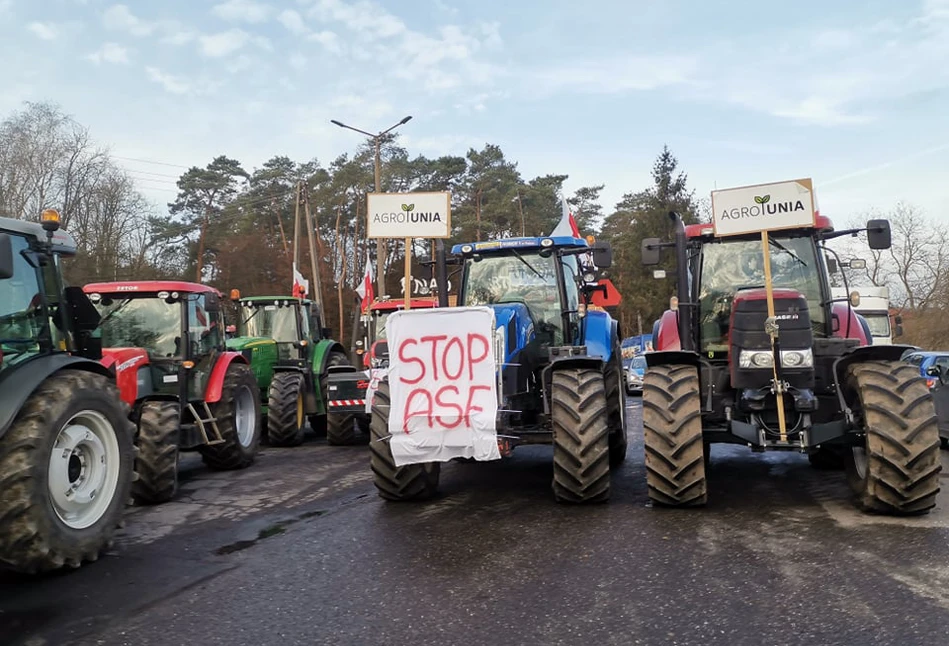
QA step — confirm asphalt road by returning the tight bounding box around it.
[4,400,949,646]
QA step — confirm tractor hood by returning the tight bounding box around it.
[225,336,278,389]
[486,303,535,365]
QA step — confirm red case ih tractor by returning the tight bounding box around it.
[641,212,941,515]
[83,281,261,504]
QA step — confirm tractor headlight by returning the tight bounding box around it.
[738,350,774,369]
[540,238,554,248]
[781,349,813,368]
[461,244,473,254]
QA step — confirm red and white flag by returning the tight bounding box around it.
[551,196,581,238]
[355,251,374,312]
[292,263,309,299]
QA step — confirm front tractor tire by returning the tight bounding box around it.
[267,371,306,447]
[551,367,611,504]
[0,369,135,574]
[369,381,440,501]
[132,401,180,504]
[845,360,942,515]
[604,353,628,468]
[642,364,707,507]
[199,363,261,470]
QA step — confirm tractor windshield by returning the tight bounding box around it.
[0,233,46,367]
[372,309,393,341]
[698,234,825,352]
[462,251,563,342]
[242,303,299,343]
[96,297,182,358]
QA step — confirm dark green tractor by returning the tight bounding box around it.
[0,210,135,574]
[226,294,358,446]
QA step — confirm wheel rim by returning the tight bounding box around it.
[233,386,256,447]
[296,390,304,429]
[852,443,869,480]
[47,410,121,530]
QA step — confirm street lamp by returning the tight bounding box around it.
[331,115,413,298]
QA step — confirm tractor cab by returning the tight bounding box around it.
[360,297,438,368]
[84,281,229,403]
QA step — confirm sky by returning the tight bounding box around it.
[2,0,948,226]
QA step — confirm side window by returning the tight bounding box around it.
[189,294,219,356]
[0,235,43,346]
[562,255,580,343]
[906,354,924,366]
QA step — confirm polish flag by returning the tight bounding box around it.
[551,196,581,238]
[292,263,309,299]
[355,251,374,312]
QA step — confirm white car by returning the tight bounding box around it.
[625,355,646,395]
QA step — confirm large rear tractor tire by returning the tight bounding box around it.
[605,352,628,469]
[642,364,707,507]
[0,370,135,574]
[199,363,261,470]
[132,401,180,504]
[267,371,306,447]
[551,367,611,503]
[369,381,440,501]
[845,360,941,515]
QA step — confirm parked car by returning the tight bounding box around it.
[625,355,646,395]
[902,350,949,389]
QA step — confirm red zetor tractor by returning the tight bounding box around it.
[83,281,261,504]
[641,212,941,515]
[324,297,438,444]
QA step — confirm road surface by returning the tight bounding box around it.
[3,400,949,646]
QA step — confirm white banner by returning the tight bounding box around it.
[365,367,387,414]
[711,178,816,237]
[385,307,500,466]
[367,192,451,239]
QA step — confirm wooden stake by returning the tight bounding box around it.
[761,230,787,442]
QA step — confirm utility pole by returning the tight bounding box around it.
[330,115,413,299]
[303,187,325,315]
[292,181,301,269]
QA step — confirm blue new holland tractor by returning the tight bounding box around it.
[369,235,627,503]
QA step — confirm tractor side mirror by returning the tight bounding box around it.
[205,293,221,313]
[0,233,13,279]
[849,258,867,270]
[866,219,891,250]
[894,323,904,338]
[826,257,838,273]
[641,238,661,266]
[927,365,940,377]
[592,241,613,269]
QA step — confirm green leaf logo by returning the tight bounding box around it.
[402,203,415,212]
[754,195,771,205]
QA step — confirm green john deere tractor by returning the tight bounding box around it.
[226,294,357,446]
[0,210,135,573]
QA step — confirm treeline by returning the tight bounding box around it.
[1,101,945,349]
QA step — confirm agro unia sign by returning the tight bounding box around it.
[711,178,816,237]
[367,191,451,239]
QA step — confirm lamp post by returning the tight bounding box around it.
[330,115,412,297]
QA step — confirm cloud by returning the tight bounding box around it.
[211,0,271,24]
[307,0,406,40]
[277,9,307,34]
[533,55,697,95]
[86,42,130,64]
[199,29,251,57]
[308,30,342,55]
[145,67,189,94]
[102,4,152,36]
[289,53,307,70]
[28,22,58,40]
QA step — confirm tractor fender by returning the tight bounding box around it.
[0,354,112,440]
[540,354,607,415]
[204,351,249,404]
[653,309,681,351]
[644,350,702,369]
[581,310,615,362]
[312,339,348,376]
[100,347,149,406]
[832,344,921,415]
